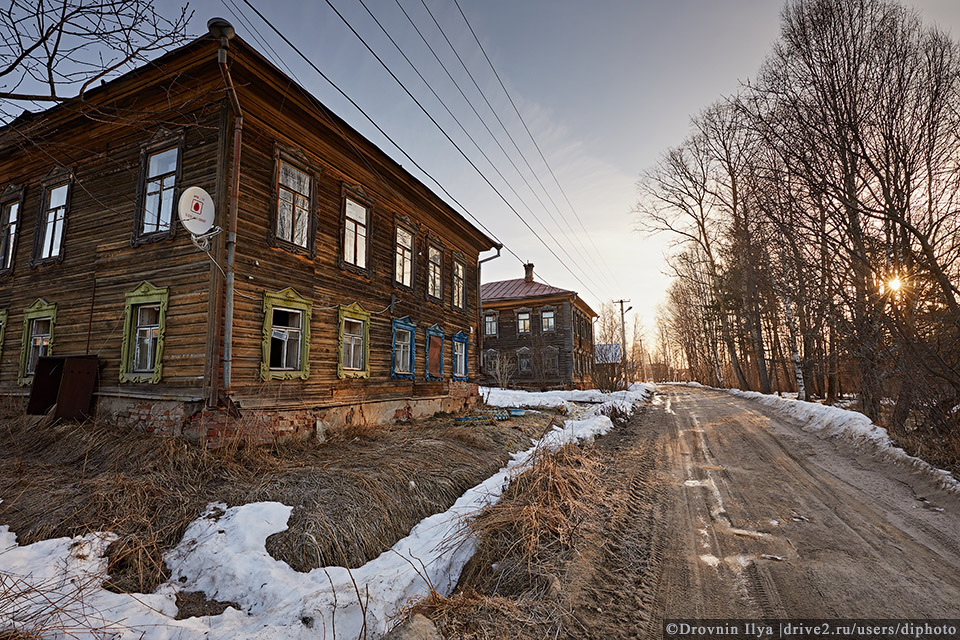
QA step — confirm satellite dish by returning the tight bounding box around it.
[178,187,215,236]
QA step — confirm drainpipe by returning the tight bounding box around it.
[210,19,242,391]
[477,244,502,359]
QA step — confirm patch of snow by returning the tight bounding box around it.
[682,383,960,496]
[0,388,652,639]
[481,384,653,413]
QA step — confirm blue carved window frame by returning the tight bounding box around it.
[452,330,469,381]
[391,316,416,380]
[425,323,444,381]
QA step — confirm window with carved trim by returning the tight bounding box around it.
[277,161,312,248]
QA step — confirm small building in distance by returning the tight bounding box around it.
[0,25,498,439]
[480,264,596,389]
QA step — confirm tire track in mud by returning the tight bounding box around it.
[559,404,670,639]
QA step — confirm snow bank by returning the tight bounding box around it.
[683,383,960,496]
[0,388,652,640]
[481,383,653,413]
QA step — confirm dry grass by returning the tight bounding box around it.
[0,408,553,601]
[406,442,605,639]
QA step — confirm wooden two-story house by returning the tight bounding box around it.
[480,264,596,389]
[0,25,498,439]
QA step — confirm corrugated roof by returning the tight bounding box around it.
[480,278,573,301]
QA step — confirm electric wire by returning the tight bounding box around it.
[314,0,603,300]
[452,0,624,292]
[350,0,607,296]
[414,0,617,295]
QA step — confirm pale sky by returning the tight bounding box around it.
[168,0,960,335]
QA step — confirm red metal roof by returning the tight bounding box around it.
[481,278,574,301]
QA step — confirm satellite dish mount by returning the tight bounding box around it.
[178,186,221,251]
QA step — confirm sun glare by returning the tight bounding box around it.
[887,277,902,292]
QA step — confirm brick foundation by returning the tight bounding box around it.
[2,383,481,445]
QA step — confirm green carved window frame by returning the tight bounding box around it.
[18,298,56,386]
[338,302,370,379]
[260,288,312,381]
[120,281,169,384]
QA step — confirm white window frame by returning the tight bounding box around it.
[517,311,531,335]
[269,306,304,371]
[27,316,52,375]
[342,317,365,371]
[141,146,178,236]
[454,340,467,377]
[344,197,369,268]
[427,245,442,299]
[395,226,413,287]
[277,161,312,249]
[453,261,465,309]
[39,183,68,261]
[132,303,162,373]
[395,327,412,374]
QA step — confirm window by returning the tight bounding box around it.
[452,331,468,380]
[541,309,555,333]
[392,316,416,379]
[343,321,363,368]
[484,348,498,374]
[543,347,559,374]
[1,197,19,273]
[517,311,531,334]
[484,313,498,337]
[277,161,312,248]
[425,324,444,380]
[0,310,6,354]
[517,347,531,374]
[452,261,465,309]
[139,146,179,238]
[18,298,56,386]
[343,197,368,269]
[120,281,169,383]
[338,302,370,379]
[395,227,413,287]
[270,308,302,370]
[427,246,442,299]
[36,182,69,263]
[261,288,312,381]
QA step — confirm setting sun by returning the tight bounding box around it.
[888,277,903,292]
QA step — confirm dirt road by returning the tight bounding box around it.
[562,385,960,638]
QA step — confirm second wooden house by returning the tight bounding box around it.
[480,264,596,389]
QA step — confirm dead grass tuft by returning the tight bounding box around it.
[0,409,555,594]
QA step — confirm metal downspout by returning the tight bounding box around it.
[477,245,502,357]
[216,33,243,391]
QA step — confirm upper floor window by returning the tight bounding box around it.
[452,261,465,309]
[517,311,531,334]
[36,182,69,263]
[0,197,19,273]
[140,147,178,236]
[484,313,497,337]
[343,198,369,269]
[277,161,312,249]
[427,246,442,299]
[395,226,413,287]
[541,309,555,333]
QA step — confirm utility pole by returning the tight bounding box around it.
[614,299,631,389]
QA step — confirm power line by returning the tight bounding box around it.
[309,0,604,300]
[350,0,608,296]
[452,0,624,292]
[237,0,559,286]
[415,0,618,296]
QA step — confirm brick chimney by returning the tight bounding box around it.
[524,263,534,283]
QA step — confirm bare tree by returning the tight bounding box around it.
[0,0,192,116]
